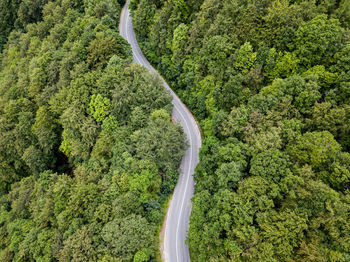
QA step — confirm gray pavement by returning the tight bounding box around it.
[119,2,201,262]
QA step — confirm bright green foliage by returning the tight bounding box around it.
[293,14,343,67]
[199,35,234,78]
[303,65,338,89]
[308,102,350,149]
[287,131,350,190]
[101,115,119,133]
[234,42,257,74]
[0,0,186,260]
[171,23,189,65]
[150,108,170,120]
[287,131,341,169]
[89,94,111,122]
[129,170,162,203]
[261,0,317,51]
[257,210,308,259]
[294,88,321,114]
[132,0,350,260]
[265,51,300,80]
[133,248,152,262]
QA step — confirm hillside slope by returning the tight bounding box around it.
[131,0,350,261]
[0,0,186,261]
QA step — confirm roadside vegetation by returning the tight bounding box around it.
[131,0,350,261]
[0,0,186,261]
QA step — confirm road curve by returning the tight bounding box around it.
[119,1,201,262]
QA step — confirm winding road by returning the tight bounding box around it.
[120,1,201,262]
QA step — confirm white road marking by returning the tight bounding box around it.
[173,105,193,262]
[120,2,200,261]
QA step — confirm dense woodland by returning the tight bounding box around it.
[131,0,350,261]
[0,0,49,51]
[0,0,186,261]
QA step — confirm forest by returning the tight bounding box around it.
[0,0,186,261]
[130,0,350,261]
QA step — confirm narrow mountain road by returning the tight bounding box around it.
[120,1,201,262]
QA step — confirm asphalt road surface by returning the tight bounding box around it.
[120,1,201,262]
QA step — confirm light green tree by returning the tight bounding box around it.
[89,94,111,123]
